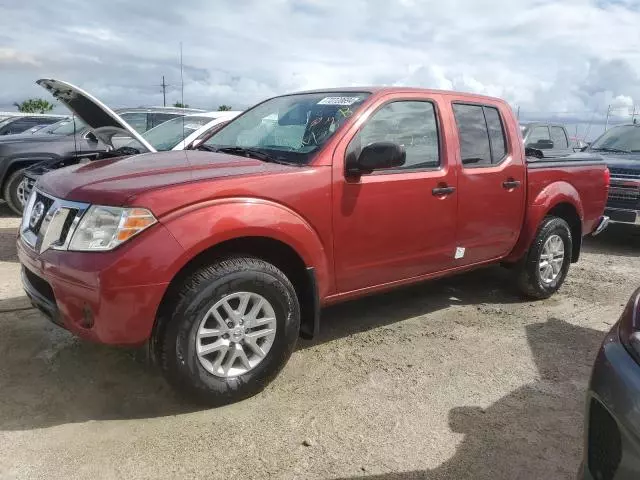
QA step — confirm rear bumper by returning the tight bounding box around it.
[17,223,184,346]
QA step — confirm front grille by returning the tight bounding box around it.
[23,267,55,304]
[20,189,89,253]
[609,167,640,179]
[587,398,622,480]
[608,185,640,207]
[29,192,55,235]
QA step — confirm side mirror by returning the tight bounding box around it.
[86,132,98,143]
[347,142,406,175]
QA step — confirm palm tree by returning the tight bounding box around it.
[218,105,232,111]
[13,98,55,114]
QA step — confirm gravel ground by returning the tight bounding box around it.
[0,201,638,480]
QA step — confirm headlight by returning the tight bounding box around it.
[69,206,156,251]
[618,287,640,363]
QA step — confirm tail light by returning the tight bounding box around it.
[618,288,640,363]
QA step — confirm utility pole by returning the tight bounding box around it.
[605,104,611,131]
[160,76,169,107]
[180,42,184,108]
[516,105,520,120]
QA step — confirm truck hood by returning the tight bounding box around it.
[37,150,297,207]
[595,152,640,174]
[36,79,156,152]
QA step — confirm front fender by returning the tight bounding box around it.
[506,181,583,262]
[160,198,331,298]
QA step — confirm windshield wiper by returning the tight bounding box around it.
[195,143,218,152]
[212,146,293,165]
[591,147,631,154]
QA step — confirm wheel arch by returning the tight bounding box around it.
[151,235,321,363]
[506,181,584,263]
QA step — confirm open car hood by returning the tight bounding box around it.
[36,78,156,153]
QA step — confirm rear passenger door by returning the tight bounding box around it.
[452,103,525,265]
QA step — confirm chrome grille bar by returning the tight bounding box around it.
[20,189,89,254]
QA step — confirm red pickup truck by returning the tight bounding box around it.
[18,86,609,404]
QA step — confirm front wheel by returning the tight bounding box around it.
[516,216,573,299]
[3,169,28,215]
[159,257,300,405]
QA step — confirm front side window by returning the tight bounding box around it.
[550,126,568,149]
[350,100,440,170]
[203,92,370,164]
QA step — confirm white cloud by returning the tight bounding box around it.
[0,0,639,127]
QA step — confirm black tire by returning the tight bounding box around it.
[516,216,573,299]
[3,169,27,216]
[159,257,300,406]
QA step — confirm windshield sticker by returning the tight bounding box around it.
[317,96,362,106]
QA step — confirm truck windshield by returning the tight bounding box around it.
[202,92,371,164]
[590,125,640,154]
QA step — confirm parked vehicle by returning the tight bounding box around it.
[0,80,196,214]
[21,110,240,201]
[520,122,575,158]
[18,87,610,404]
[0,115,62,136]
[580,287,640,480]
[582,124,640,226]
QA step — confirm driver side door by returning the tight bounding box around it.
[332,95,458,293]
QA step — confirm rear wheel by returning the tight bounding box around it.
[516,216,573,299]
[3,169,28,215]
[159,257,300,405]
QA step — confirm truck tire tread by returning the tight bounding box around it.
[515,216,573,300]
[158,256,300,406]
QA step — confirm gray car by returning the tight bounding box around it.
[581,287,640,479]
[0,79,203,214]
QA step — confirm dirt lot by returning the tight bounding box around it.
[0,203,638,480]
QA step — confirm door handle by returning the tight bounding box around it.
[432,186,456,196]
[502,179,521,189]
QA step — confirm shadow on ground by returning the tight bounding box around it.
[332,318,604,480]
[300,266,522,350]
[0,266,525,431]
[583,223,640,258]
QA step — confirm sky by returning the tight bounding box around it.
[1,0,640,139]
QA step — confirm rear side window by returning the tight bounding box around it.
[119,112,148,132]
[484,107,506,162]
[453,104,508,167]
[452,104,491,166]
[528,126,550,145]
[550,126,568,149]
[150,113,180,128]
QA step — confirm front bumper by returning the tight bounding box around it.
[605,207,640,226]
[17,222,185,346]
[581,325,640,480]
